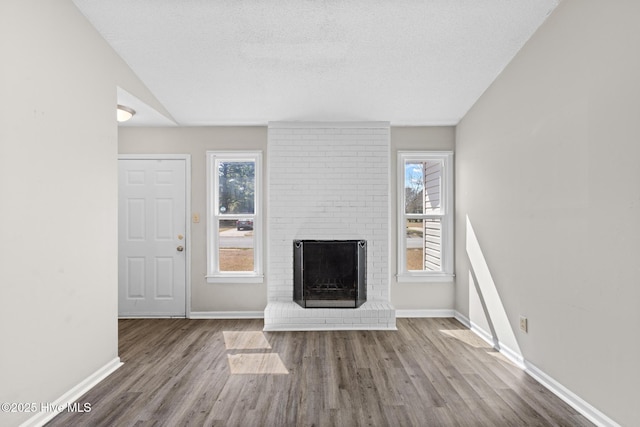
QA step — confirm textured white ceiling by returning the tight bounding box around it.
[73,0,559,126]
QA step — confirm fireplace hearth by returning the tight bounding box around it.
[293,240,366,308]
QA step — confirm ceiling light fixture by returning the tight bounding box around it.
[117,104,136,122]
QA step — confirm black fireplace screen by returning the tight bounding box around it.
[293,240,366,308]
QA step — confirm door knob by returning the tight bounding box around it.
[177,246,184,252]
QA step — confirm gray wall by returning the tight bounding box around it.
[119,127,269,312]
[390,127,455,310]
[455,1,640,425]
[0,1,165,425]
[119,125,455,312]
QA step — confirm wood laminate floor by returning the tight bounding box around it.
[47,318,593,427]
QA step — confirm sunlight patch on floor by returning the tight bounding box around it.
[440,329,491,348]
[223,331,272,350]
[227,353,289,375]
[223,330,288,375]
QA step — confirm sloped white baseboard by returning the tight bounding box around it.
[525,361,621,427]
[453,310,471,328]
[396,309,455,318]
[20,358,122,427]
[190,311,264,319]
[453,311,620,427]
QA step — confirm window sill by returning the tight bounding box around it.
[396,273,455,283]
[207,274,264,284]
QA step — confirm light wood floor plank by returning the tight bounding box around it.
[46,318,593,427]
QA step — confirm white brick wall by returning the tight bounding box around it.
[265,122,395,330]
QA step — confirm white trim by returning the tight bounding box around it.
[190,311,265,319]
[470,319,499,347]
[453,311,620,427]
[460,315,525,369]
[396,309,455,318]
[206,151,263,280]
[396,273,455,283]
[206,274,264,284]
[118,154,188,160]
[397,151,454,279]
[118,315,186,319]
[263,325,398,332]
[268,121,390,129]
[118,154,192,318]
[454,310,471,327]
[493,337,525,368]
[183,156,192,318]
[525,362,622,427]
[387,136,393,303]
[20,358,122,427]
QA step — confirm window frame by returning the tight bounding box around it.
[206,151,263,283]
[397,151,454,283]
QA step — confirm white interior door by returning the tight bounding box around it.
[118,158,187,316]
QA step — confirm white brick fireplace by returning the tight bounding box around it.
[264,122,396,330]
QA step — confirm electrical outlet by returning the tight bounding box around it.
[519,316,528,333]
[193,213,200,223]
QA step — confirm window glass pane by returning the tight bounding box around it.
[218,161,255,215]
[406,218,441,272]
[218,219,254,272]
[404,160,442,214]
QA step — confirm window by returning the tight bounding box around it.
[206,151,263,283]
[397,151,454,282]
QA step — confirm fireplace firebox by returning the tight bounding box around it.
[293,240,366,308]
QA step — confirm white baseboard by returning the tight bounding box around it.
[525,361,621,427]
[396,309,455,318]
[189,311,264,319]
[454,311,522,366]
[469,320,500,348]
[453,310,470,327]
[497,342,525,368]
[20,357,122,427]
[263,325,398,332]
[453,311,620,427]
[119,315,184,319]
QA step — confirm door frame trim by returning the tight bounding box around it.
[118,154,192,318]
